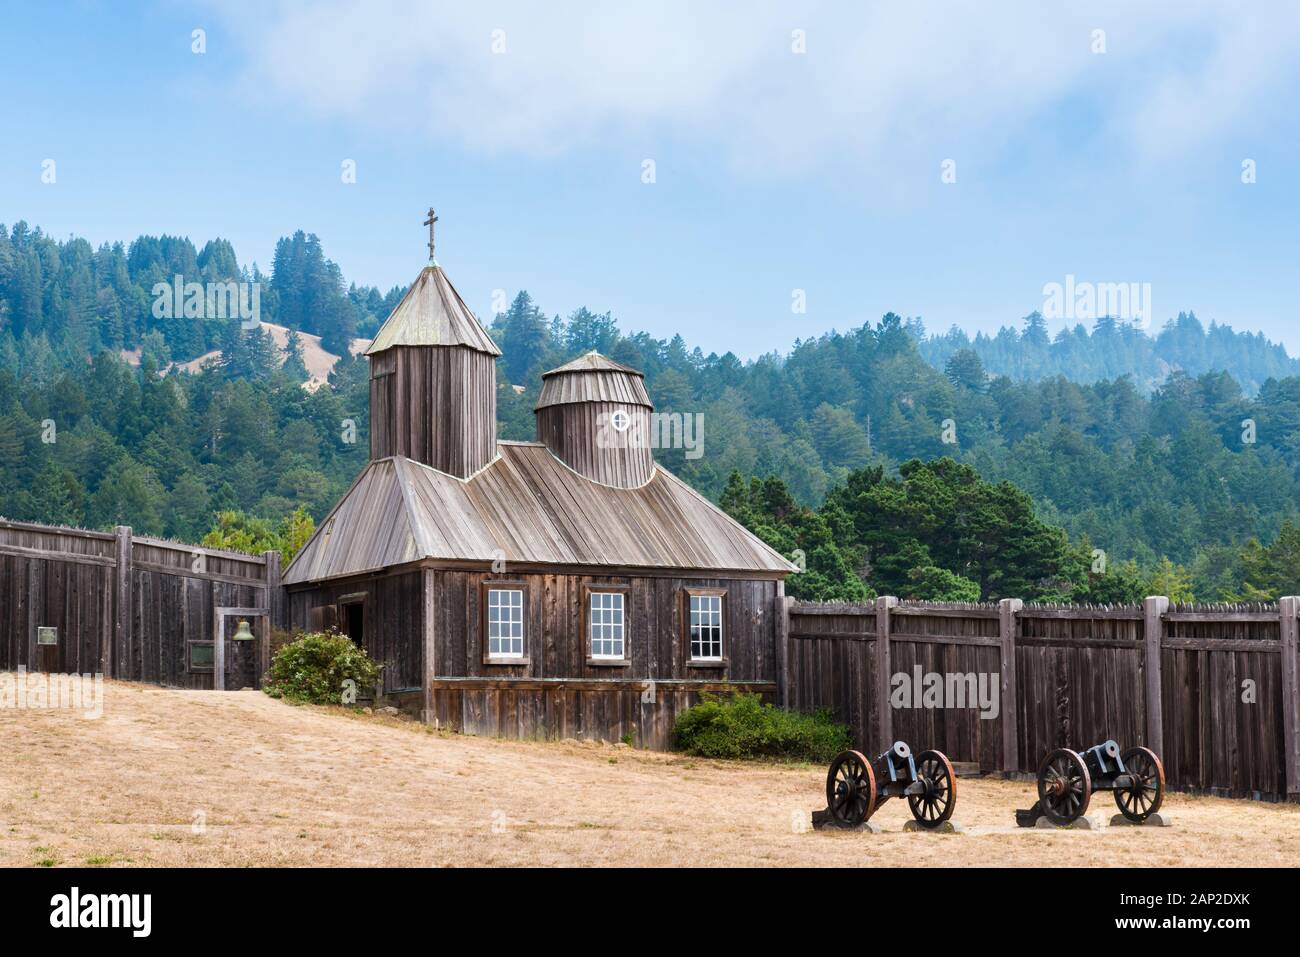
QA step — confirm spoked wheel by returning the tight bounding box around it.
[825,750,878,827]
[907,749,957,828]
[1038,748,1092,825]
[1115,747,1165,822]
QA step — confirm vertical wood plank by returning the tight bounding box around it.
[113,526,131,680]
[422,567,437,724]
[263,550,283,628]
[213,606,226,691]
[1144,594,1169,757]
[774,586,791,707]
[999,597,1022,772]
[262,550,281,682]
[1279,595,1299,793]
[874,595,896,751]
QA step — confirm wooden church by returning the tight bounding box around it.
[282,212,796,747]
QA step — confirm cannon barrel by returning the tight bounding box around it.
[877,740,911,765]
[1082,739,1124,776]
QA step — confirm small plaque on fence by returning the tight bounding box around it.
[37,626,57,646]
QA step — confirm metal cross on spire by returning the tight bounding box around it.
[423,207,438,264]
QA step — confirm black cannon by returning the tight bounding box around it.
[1020,740,1165,826]
[823,741,956,829]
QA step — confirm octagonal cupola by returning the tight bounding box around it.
[535,351,654,488]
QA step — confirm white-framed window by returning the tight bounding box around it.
[589,591,625,659]
[689,594,723,660]
[487,588,524,658]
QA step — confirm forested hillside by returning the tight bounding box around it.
[915,311,1300,396]
[2,222,1298,602]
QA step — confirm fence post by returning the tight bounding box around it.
[263,549,283,628]
[113,525,132,680]
[875,596,897,751]
[1143,595,1169,757]
[774,587,792,708]
[262,549,282,683]
[999,598,1022,773]
[1279,596,1299,794]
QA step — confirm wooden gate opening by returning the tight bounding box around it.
[213,606,270,691]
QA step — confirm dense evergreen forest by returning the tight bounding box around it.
[917,311,1300,397]
[2,221,1299,603]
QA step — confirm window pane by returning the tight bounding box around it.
[589,592,625,657]
[487,589,524,657]
[690,595,723,659]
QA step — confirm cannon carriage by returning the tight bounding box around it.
[1021,740,1165,826]
[823,741,957,829]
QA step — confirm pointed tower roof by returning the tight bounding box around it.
[365,264,501,356]
[536,351,652,410]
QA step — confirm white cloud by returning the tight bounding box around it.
[212,1,1300,173]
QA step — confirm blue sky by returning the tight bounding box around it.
[3,1,1300,357]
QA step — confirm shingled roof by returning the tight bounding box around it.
[283,442,797,584]
[365,265,501,356]
[536,351,653,410]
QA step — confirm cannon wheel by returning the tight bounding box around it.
[1114,746,1165,823]
[825,750,878,827]
[1038,748,1092,825]
[907,749,957,828]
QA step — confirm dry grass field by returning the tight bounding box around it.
[2,677,1298,867]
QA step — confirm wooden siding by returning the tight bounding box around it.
[427,570,779,748]
[287,568,779,748]
[428,682,768,750]
[287,569,425,691]
[892,607,1004,772]
[0,550,114,676]
[284,444,797,585]
[1161,611,1284,795]
[786,604,877,756]
[131,569,263,689]
[369,344,497,477]
[535,401,654,488]
[1014,608,1146,774]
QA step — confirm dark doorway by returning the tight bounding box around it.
[343,602,364,649]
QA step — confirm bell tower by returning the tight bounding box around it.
[366,208,501,477]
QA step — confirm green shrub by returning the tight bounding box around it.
[263,630,379,705]
[671,692,851,762]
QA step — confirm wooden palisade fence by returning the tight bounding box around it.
[3,516,1298,799]
[782,595,1300,800]
[0,518,284,690]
